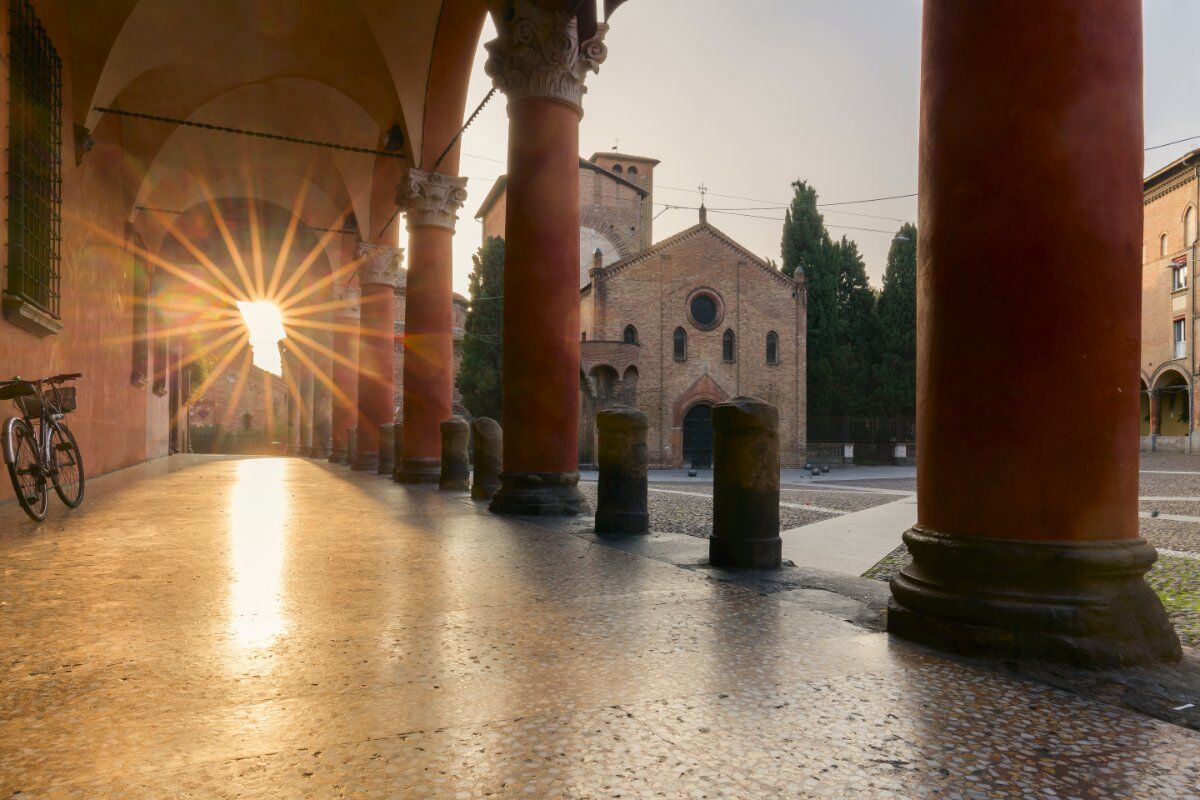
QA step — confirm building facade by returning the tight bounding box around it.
[477,152,807,468]
[1141,150,1200,451]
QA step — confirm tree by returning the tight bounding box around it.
[780,180,827,280]
[457,236,505,422]
[830,236,880,416]
[874,223,918,416]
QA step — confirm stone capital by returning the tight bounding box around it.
[484,0,608,115]
[356,242,404,288]
[397,169,469,232]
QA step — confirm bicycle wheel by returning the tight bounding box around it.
[50,422,85,508]
[5,418,47,521]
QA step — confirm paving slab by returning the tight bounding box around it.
[780,495,918,576]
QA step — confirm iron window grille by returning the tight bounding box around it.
[6,0,62,319]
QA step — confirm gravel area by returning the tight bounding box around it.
[1139,471,1200,497]
[1141,518,1200,555]
[1140,500,1200,517]
[810,477,917,492]
[578,482,832,538]
[779,488,903,513]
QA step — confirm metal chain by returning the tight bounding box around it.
[97,107,406,159]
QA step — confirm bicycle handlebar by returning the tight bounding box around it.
[2,372,82,388]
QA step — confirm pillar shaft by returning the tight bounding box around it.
[352,243,402,472]
[396,170,468,483]
[484,0,607,515]
[330,312,359,463]
[889,0,1179,666]
[502,98,581,475]
[1150,390,1162,436]
[298,363,315,457]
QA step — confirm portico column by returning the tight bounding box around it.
[351,242,403,472]
[311,328,333,459]
[889,0,1180,666]
[1150,389,1162,436]
[298,363,315,457]
[394,169,468,483]
[329,283,361,463]
[484,0,607,515]
[284,347,302,456]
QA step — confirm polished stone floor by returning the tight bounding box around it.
[1,456,1198,798]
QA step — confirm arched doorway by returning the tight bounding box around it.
[682,403,714,469]
[1154,370,1190,436]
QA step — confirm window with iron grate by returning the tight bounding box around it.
[3,0,63,335]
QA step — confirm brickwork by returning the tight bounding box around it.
[191,367,288,441]
[583,223,806,467]
[1142,154,1200,445]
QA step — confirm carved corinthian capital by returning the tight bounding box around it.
[398,169,469,232]
[484,0,608,115]
[356,242,404,288]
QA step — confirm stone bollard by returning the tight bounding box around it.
[378,423,396,476]
[346,426,357,467]
[471,417,503,501]
[595,407,649,536]
[439,417,471,491]
[709,396,781,569]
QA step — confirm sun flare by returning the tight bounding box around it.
[237,300,287,376]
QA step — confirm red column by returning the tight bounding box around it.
[284,347,302,455]
[329,284,360,464]
[311,328,333,459]
[889,0,1179,666]
[485,1,607,515]
[351,243,401,472]
[298,362,315,457]
[395,170,468,482]
[1150,390,1162,436]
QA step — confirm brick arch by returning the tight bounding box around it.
[1151,364,1191,390]
[580,208,637,258]
[671,374,730,427]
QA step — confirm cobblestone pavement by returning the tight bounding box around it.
[2,456,1198,797]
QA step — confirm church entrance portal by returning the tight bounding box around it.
[683,404,714,469]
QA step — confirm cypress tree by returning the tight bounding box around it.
[874,223,918,416]
[456,237,505,422]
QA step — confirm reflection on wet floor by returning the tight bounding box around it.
[0,456,1196,798]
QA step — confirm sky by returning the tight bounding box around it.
[432,1,1200,294]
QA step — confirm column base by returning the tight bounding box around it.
[328,447,347,464]
[298,447,313,458]
[888,528,1182,668]
[709,535,782,569]
[489,471,590,516]
[310,445,332,460]
[395,457,440,483]
[286,446,301,456]
[471,479,502,501]
[350,453,379,472]
[596,509,649,537]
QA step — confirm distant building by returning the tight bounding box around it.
[1142,150,1200,451]
[477,152,807,468]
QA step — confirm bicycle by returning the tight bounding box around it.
[1,373,85,522]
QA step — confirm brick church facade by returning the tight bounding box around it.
[477,152,807,468]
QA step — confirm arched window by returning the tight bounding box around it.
[1162,233,1170,257]
[722,329,735,363]
[673,327,687,361]
[623,324,638,344]
[628,166,639,176]
[766,331,779,365]
[612,164,623,174]
[1187,206,1198,246]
